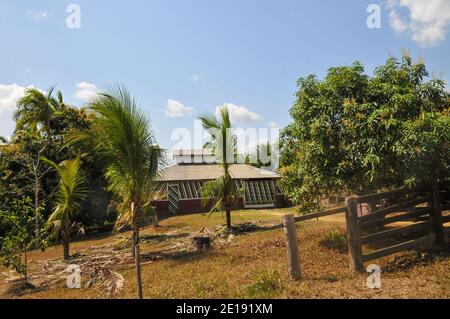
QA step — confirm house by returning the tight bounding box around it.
[151,149,288,216]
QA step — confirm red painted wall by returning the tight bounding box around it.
[152,195,289,219]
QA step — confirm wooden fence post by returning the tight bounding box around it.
[282,214,301,281]
[430,180,445,245]
[345,196,364,273]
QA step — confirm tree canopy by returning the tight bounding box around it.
[279,54,450,211]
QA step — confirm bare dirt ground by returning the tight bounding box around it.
[1,207,449,299]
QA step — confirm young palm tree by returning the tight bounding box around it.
[41,157,87,260]
[66,85,162,299]
[199,106,240,229]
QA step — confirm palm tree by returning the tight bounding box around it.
[41,157,87,260]
[15,86,65,141]
[66,85,162,299]
[199,106,240,229]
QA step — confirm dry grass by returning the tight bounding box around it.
[1,207,449,299]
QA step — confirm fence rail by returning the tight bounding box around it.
[293,205,347,223]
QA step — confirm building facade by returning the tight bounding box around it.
[151,150,288,217]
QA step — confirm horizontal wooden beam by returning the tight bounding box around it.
[360,220,431,245]
[359,208,431,230]
[356,185,428,204]
[362,234,435,262]
[294,206,347,223]
[359,195,431,223]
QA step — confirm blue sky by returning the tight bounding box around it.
[1,0,449,152]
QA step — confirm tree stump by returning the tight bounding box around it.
[193,236,211,250]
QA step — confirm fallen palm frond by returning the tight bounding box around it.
[84,266,124,297]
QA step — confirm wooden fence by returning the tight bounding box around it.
[345,181,450,272]
[282,180,450,277]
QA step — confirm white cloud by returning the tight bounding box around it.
[164,99,194,118]
[27,10,51,22]
[0,83,34,138]
[216,103,262,124]
[268,121,278,128]
[387,0,450,47]
[74,82,101,102]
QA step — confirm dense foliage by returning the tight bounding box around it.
[279,54,450,211]
[0,88,112,241]
[0,197,38,277]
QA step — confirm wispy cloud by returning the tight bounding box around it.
[387,0,450,47]
[165,99,195,118]
[27,9,51,22]
[74,82,101,102]
[191,74,202,83]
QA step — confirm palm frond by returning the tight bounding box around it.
[83,84,164,228]
[43,157,88,236]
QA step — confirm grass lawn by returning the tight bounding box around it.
[1,207,449,299]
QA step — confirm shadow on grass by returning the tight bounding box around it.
[141,249,216,264]
[382,243,450,273]
[4,279,42,297]
[141,232,191,243]
[319,228,348,253]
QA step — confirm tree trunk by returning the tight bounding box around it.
[131,229,136,259]
[134,227,143,299]
[225,206,232,230]
[34,168,41,243]
[131,202,143,299]
[23,247,28,281]
[63,239,70,260]
[153,211,159,229]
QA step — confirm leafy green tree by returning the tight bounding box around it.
[1,130,52,243]
[279,54,450,212]
[199,106,241,229]
[41,157,88,260]
[0,197,38,280]
[2,96,112,231]
[66,86,162,299]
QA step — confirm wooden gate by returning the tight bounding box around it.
[345,181,450,272]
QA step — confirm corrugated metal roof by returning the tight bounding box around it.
[157,164,280,182]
